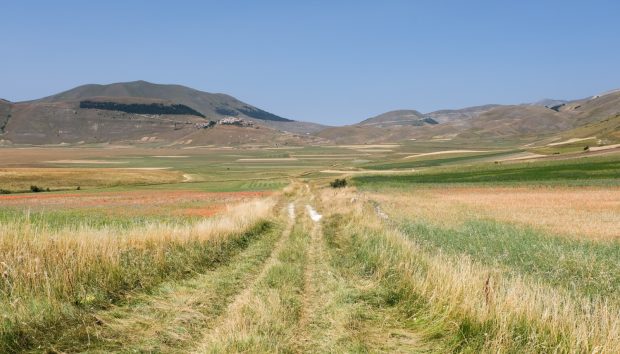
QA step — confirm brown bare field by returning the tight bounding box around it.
[0,167,182,191]
[370,186,620,240]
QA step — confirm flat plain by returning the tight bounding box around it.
[0,142,618,353]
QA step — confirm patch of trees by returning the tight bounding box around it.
[80,101,205,118]
[549,103,566,112]
[237,105,293,122]
[215,107,239,116]
[0,114,10,133]
[422,117,439,125]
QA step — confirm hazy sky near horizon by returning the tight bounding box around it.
[2,0,620,125]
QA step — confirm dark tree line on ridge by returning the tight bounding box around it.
[80,101,206,118]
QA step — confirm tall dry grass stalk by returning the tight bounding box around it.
[0,197,275,321]
[319,188,620,352]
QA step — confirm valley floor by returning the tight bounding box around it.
[0,146,618,352]
[1,182,618,353]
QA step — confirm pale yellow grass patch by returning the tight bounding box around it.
[291,154,369,157]
[589,143,620,151]
[354,149,393,153]
[151,155,190,158]
[547,137,596,146]
[335,144,401,149]
[321,169,415,174]
[46,159,128,164]
[404,150,490,159]
[237,158,299,162]
[497,152,546,161]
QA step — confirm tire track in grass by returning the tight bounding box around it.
[200,201,297,331]
[191,201,302,353]
[298,208,321,336]
[44,205,292,353]
[315,192,428,353]
[296,204,356,352]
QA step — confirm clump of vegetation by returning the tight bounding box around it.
[0,189,11,194]
[29,185,48,193]
[584,145,590,151]
[330,178,347,188]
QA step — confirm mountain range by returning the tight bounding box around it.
[1,81,619,146]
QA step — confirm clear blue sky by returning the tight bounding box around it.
[2,0,619,125]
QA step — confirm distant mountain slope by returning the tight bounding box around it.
[0,100,11,135]
[358,110,437,127]
[0,81,327,145]
[317,90,620,144]
[530,99,569,109]
[32,81,326,133]
[557,91,620,123]
[425,104,500,124]
[315,109,438,143]
[548,113,620,144]
[0,98,321,146]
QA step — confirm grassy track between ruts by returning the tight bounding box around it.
[193,203,307,352]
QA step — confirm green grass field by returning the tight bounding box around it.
[355,154,620,187]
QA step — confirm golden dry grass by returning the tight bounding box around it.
[0,197,275,336]
[369,186,620,241]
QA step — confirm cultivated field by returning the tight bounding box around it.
[0,145,618,352]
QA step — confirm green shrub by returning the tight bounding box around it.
[330,178,347,188]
